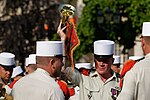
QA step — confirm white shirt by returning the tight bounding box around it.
[65,68,120,100]
[12,68,65,100]
[117,53,150,100]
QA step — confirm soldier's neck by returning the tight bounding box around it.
[99,72,113,83]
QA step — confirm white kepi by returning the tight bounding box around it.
[113,55,120,64]
[142,22,150,36]
[28,54,36,65]
[94,40,114,58]
[0,52,15,67]
[25,57,29,67]
[11,66,23,78]
[75,63,92,69]
[36,41,63,57]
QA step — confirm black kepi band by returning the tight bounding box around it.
[94,54,113,58]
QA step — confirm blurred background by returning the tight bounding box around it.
[0,0,150,67]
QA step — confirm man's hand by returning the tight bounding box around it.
[57,20,67,41]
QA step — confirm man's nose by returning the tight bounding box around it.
[100,62,105,67]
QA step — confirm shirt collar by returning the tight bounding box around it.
[35,68,58,84]
[36,68,50,76]
[90,71,98,77]
[90,71,117,83]
[145,53,150,58]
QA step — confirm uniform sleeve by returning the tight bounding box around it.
[49,86,65,100]
[117,69,136,100]
[64,67,82,85]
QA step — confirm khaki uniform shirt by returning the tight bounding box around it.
[117,53,150,100]
[12,68,65,100]
[65,68,119,100]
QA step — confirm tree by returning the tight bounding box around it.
[0,0,77,66]
[0,0,61,66]
[74,0,150,60]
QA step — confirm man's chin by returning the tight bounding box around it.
[97,70,106,75]
[4,78,10,81]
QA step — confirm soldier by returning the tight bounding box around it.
[26,53,70,100]
[12,41,65,100]
[63,40,120,100]
[117,22,150,100]
[9,66,24,88]
[25,54,37,75]
[111,55,121,74]
[119,56,144,88]
[58,21,120,100]
[0,52,15,95]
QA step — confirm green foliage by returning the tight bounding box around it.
[74,0,150,60]
[0,0,60,66]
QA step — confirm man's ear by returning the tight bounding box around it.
[141,37,146,49]
[48,58,56,70]
[49,59,55,65]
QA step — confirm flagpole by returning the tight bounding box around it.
[58,4,79,70]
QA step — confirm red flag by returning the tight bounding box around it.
[65,16,80,69]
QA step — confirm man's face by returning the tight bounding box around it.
[0,66,13,81]
[52,57,64,78]
[95,57,114,75]
[111,64,120,74]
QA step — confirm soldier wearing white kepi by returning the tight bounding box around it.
[24,54,37,75]
[12,41,65,100]
[11,66,24,79]
[111,55,121,74]
[117,22,150,100]
[64,40,120,100]
[0,52,15,95]
[9,66,24,89]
